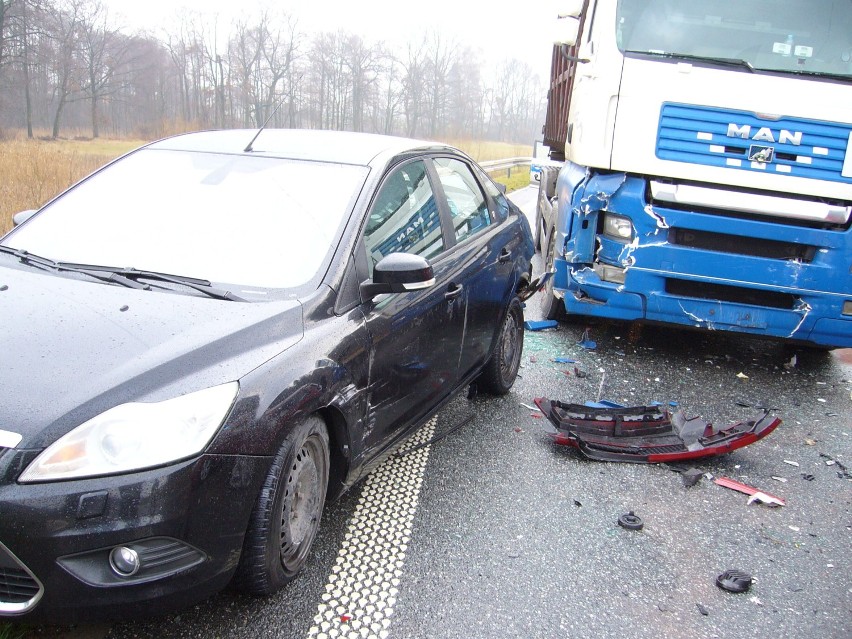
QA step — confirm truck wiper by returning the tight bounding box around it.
[760,69,851,83]
[61,263,246,302]
[628,50,755,73]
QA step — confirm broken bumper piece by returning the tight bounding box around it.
[533,398,781,463]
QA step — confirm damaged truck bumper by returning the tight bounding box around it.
[550,167,852,348]
[534,398,781,463]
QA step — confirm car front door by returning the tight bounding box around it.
[358,158,467,455]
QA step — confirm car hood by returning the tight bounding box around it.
[0,266,304,449]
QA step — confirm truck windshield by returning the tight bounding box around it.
[616,0,852,79]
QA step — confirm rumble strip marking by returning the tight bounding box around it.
[307,418,437,639]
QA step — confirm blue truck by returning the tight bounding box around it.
[536,0,852,348]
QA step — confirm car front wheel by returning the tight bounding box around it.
[478,297,524,395]
[233,415,330,595]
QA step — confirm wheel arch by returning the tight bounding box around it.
[315,405,351,501]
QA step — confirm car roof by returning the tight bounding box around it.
[147,129,457,166]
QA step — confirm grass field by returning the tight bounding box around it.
[0,136,145,236]
[0,135,531,237]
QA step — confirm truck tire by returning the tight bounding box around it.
[534,167,558,253]
[541,226,567,321]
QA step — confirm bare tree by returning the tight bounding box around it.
[45,0,85,138]
[401,38,427,137]
[77,0,139,137]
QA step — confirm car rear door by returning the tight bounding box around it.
[429,157,519,379]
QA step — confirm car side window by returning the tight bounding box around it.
[433,157,492,243]
[363,160,444,277]
[475,166,511,221]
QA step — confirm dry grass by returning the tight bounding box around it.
[448,139,533,161]
[0,136,145,236]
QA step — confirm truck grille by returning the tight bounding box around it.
[0,542,43,613]
[665,279,797,310]
[657,103,852,186]
[669,228,817,262]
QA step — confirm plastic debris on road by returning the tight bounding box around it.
[713,476,786,507]
[525,319,558,331]
[534,398,782,463]
[578,327,597,350]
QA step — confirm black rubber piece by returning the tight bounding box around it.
[715,569,753,593]
[617,511,644,531]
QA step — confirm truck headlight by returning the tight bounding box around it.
[19,382,239,483]
[602,212,633,241]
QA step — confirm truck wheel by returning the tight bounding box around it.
[233,416,330,595]
[535,167,558,253]
[478,297,524,395]
[541,227,567,321]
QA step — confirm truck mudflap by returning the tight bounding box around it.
[533,398,781,463]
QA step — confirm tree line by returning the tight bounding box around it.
[0,0,546,142]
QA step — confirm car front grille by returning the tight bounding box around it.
[0,542,43,614]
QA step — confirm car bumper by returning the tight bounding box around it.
[0,451,268,622]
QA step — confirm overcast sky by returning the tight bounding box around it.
[101,0,561,81]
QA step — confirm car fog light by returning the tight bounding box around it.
[602,212,633,241]
[843,301,852,316]
[109,546,141,577]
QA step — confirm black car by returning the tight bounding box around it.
[0,129,535,622]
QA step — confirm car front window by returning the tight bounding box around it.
[363,160,444,277]
[616,0,852,78]
[4,149,369,290]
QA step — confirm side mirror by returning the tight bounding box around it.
[13,210,37,226]
[360,253,435,301]
[496,182,507,194]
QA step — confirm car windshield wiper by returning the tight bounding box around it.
[0,244,59,271]
[627,50,755,73]
[0,245,147,289]
[60,263,246,302]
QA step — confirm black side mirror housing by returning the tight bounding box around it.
[360,252,435,301]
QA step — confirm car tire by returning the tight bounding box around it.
[478,297,524,395]
[233,415,330,595]
[541,227,567,321]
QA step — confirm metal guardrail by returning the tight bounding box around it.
[479,157,532,174]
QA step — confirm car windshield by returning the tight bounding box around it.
[616,0,852,79]
[3,148,369,290]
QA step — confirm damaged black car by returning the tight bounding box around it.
[0,129,535,621]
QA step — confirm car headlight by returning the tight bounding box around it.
[19,382,239,483]
[602,212,633,241]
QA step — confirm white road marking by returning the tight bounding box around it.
[307,418,437,639]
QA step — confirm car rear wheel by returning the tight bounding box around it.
[478,297,524,395]
[233,416,329,595]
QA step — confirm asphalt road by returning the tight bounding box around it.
[17,186,852,639]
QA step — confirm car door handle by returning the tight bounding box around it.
[445,283,464,300]
[498,248,511,264]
